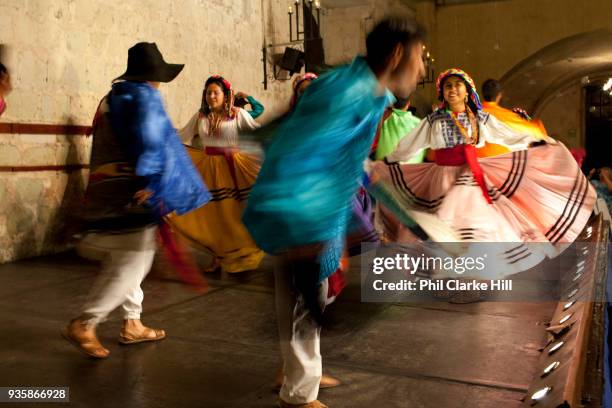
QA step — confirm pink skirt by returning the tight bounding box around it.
[372,143,596,277]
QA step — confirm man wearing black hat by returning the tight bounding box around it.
[63,43,210,358]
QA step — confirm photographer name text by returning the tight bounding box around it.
[372,279,512,291]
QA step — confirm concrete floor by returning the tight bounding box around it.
[0,251,556,408]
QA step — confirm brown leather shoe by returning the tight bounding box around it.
[62,319,110,359]
[274,366,340,390]
[319,374,341,389]
[119,319,166,344]
[278,399,328,408]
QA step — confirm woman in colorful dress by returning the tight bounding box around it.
[372,97,425,243]
[168,75,264,273]
[370,68,596,278]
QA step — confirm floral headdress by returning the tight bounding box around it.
[436,68,482,111]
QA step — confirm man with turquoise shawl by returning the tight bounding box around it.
[243,18,427,408]
[63,43,210,360]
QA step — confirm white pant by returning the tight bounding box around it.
[80,227,157,326]
[275,256,328,404]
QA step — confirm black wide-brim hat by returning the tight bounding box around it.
[115,42,184,83]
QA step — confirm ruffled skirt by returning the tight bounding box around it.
[372,143,596,277]
[167,146,264,273]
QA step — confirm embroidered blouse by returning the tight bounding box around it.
[178,107,261,148]
[387,109,545,163]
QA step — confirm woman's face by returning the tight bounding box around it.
[387,41,425,100]
[0,72,12,96]
[443,76,467,109]
[205,83,225,111]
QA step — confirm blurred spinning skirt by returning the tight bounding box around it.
[372,142,596,277]
[167,146,264,273]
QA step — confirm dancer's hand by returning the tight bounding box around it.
[363,159,380,184]
[133,189,153,205]
[601,168,612,191]
[235,91,249,100]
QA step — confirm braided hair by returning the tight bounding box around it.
[439,75,480,143]
[439,75,480,115]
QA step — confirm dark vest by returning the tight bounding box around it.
[80,95,157,232]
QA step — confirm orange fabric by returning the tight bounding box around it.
[427,103,548,160]
[482,102,548,140]
[477,142,510,158]
[425,149,436,162]
[532,118,548,136]
[480,102,549,158]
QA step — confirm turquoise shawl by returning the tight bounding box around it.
[243,57,393,280]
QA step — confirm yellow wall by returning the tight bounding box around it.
[417,0,612,97]
[410,0,612,144]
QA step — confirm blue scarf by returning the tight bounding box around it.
[109,81,210,217]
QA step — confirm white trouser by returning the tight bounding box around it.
[275,256,328,404]
[80,227,157,326]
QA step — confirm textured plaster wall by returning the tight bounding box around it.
[0,0,295,263]
[321,0,416,66]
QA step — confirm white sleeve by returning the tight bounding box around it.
[235,108,261,132]
[177,112,200,145]
[482,114,542,150]
[385,118,432,163]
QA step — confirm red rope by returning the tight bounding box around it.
[158,222,208,293]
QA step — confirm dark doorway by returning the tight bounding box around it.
[583,84,612,174]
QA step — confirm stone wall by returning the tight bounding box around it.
[321,0,416,66]
[0,0,296,263]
